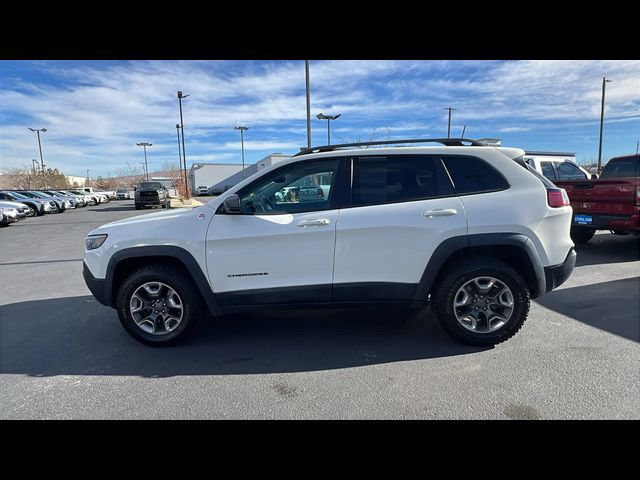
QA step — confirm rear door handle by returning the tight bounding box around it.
[297,218,331,227]
[423,208,458,218]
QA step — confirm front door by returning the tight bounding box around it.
[206,158,342,306]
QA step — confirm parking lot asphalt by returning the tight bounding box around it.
[1,200,639,419]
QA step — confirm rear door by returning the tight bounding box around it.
[332,155,467,301]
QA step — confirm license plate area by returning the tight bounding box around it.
[574,214,592,225]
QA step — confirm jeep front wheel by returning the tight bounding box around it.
[115,264,201,346]
[432,257,530,346]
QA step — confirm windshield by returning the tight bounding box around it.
[138,182,163,189]
[9,192,30,200]
[600,157,639,178]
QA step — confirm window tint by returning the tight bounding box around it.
[555,161,587,180]
[442,156,509,194]
[237,159,338,214]
[540,162,556,180]
[600,157,639,178]
[351,156,454,206]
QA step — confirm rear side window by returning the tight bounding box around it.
[351,156,455,206]
[600,157,639,178]
[442,156,509,194]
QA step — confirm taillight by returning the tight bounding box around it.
[547,188,570,207]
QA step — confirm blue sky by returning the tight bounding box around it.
[1,60,638,178]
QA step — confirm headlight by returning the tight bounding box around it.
[85,234,108,250]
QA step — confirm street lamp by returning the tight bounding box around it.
[305,60,311,148]
[597,77,612,173]
[234,126,249,179]
[316,113,341,145]
[444,107,456,138]
[28,127,47,177]
[86,169,90,184]
[176,123,184,194]
[136,142,152,181]
[177,90,190,197]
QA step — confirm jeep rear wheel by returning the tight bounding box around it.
[570,226,595,244]
[432,257,530,346]
[115,264,201,346]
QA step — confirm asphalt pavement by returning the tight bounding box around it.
[1,200,639,419]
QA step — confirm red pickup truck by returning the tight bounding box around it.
[555,154,640,243]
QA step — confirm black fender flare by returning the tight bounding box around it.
[414,233,546,300]
[105,246,220,314]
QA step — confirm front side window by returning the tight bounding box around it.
[442,156,509,194]
[555,161,587,180]
[351,156,454,207]
[540,161,557,180]
[237,159,338,214]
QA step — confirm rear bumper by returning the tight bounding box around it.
[571,209,640,232]
[83,261,111,307]
[544,248,576,293]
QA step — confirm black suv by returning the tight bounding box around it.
[134,182,171,210]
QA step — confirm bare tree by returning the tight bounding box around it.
[115,162,145,189]
[161,161,188,198]
[336,127,393,148]
[1,165,71,189]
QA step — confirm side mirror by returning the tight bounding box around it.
[223,194,241,214]
[590,173,598,180]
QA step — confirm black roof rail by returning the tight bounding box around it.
[294,137,487,157]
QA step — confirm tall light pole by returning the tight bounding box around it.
[444,107,455,138]
[305,60,311,148]
[86,169,90,185]
[597,77,612,173]
[176,123,185,194]
[316,113,341,145]
[234,126,249,179]
[177,91,190,197]
[136,142,152,181]
[28,127,47,177]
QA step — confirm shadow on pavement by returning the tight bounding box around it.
[574,233,640,267]
[535,277,640,342]
[88,205,137,212]
[0,296,485,378]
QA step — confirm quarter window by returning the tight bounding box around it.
[442,156,509,194]
[236,159,338,214]
[540,161,557,180]
[351,156,455,207]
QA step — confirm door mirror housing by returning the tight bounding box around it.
[223,194,241,213]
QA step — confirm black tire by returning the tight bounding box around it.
[570,226,595,244]
[36,206,46,216]
[135,203,142,210]
[115,264,202,346]
[24,204,37,217]
[432,257,531,346]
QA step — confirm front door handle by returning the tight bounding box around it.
[423,208,458,218]
[298,218,331,227]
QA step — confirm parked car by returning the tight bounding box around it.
[554,153,640,243]
[12,191,65,213]
[0,206,20,225]
[25,190,74,211]
[66,190,99,205]
[0,191,51,216]
[84,137,575,347]
[116,189,133,200]
[196,186,209,196]
[134,181,171,210]
[54,190,87,207]
[42,190,79,208]
[0,200,30,219]
[525,155,592,182]
[81,187,115,200]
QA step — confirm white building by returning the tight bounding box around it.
[189,153,291,193]
[66,175,87,187]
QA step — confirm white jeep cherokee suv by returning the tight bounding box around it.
[83,138,576,347]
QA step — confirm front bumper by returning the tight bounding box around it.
[544,247,576,293]
[83,261,111,307]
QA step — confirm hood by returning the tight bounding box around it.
[94,205,201,231]
[0,200,28,209]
